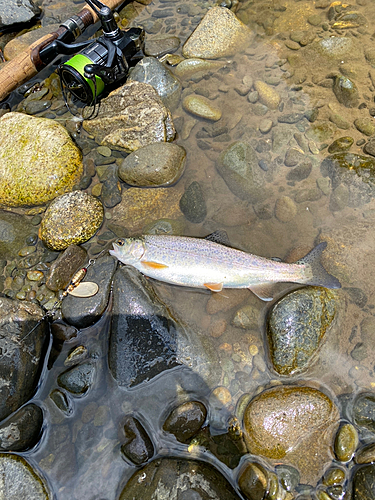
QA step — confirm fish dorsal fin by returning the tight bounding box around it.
[248,283,274,301]
[141,261,169,269]
[204,282,224,292]
[205,230,231,247]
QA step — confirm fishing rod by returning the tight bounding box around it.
[0,0,144,103]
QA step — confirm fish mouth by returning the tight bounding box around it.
[109,241,120,257]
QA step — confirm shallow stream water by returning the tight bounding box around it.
[2,0,375,498]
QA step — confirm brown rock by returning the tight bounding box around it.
[243,385,340,484]
[82,81,175,152]
[46,245,87,291]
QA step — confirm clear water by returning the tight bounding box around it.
[3,0,375,497]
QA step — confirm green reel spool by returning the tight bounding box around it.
[60,54,105,104]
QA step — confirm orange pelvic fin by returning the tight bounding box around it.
[141,261,169,270]
[204,282,223,292]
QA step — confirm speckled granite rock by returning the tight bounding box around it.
[182,6,253,59]
[82,81,176,152]
[0,453,50,499]
[267,287,338,375]
[0,0,40,30]
[40,191,103,250]
[243,385,340,484]
[0,112,82,207]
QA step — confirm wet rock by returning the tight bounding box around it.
[49,389,73,416]
[0,211,36,261]
[329,112,351,130]
[0,453,50,499]
[109,266,220,388]
[144,218,185,235]
[352,463,375,499]
[40,191,103,251]
[274,196,297,222]
[323,467,346,486]
[163,401,207,442]
[334,423,358,462]
[328,137,354,153]
[46,245,87,292]
[217,141,265,203]
[98,164,122,208]
[353,393,375,435]
[0,404,43,452]
[0,112,82,207]
[284,147,305,167]
[321,153,375,208]
[82,81,175,152]
[330,184,349,211]
[354,118,375,137]
[238,461,270,500]
[62,255,117,328]
[278,113,304,124]
[333,76,359,108]
[355,442,375,464]
[243,385,340,484]
[119,142,186,187]
[183,94,222,121]
[128,56,182,110]
[119,457,242,500]
[0,298,48,422]
[286,161,312,181]
[182,6,253,59]
[254,81,280,110]
[57,361,96,396]
[267,287,337,375]
[276,464,300,492]
[111,186,183,233]
[121,416,154,465]
[364,139,375,156]
[179,181,207,223]
[144,35,180,57]
[174,58,225,80]
[232,304,259,329]
[0,0,40,30]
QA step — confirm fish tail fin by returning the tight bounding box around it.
[296,242,341,289]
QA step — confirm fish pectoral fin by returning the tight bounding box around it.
[248,283,274,301]
[141,261,169,270]
[204,282,223,292]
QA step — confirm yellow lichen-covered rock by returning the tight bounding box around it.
[182,6,253,60]
[40,191,103,250]
[0,112,82,207]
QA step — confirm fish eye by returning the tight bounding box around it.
[116,239,124,246]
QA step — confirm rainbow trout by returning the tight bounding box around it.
[109,232,341,301]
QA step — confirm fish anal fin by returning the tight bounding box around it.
[248,283,274,301]
[141,261,169,270]
[204,282,224,292]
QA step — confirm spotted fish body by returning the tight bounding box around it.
[109,234,341,301]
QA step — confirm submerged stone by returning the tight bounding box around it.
[333,76,359,108]
[352,463,375,500]
[328,137,354,153]
[0,112,82,207]
[217,141,265,203]
[353,393,375,435]
[182,6,253,59]
[267,287,337,376]
[119,457,242,500]
[128,56,181,110]
[121,416,154,465]
[0,404,43,452]
[40,191,103,251]
[179,181,207,223]
[57,361,96,395]
[243,385,340,484]
[119,142,186,187]
[163,401,207,443]
[334,423,359,462]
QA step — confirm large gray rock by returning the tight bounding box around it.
[0,298,48,422]
[109,266,220,388]
[128,56,182,110]
[119,457,242,500]
[182,6,253,59]
[0,454,50,499]
[82,81,176,152]
[216,141,266,203]
[267,287,338,376]
[0,404,43,452]
[0,113,82,208]
[352,464,375,500]
[0,0,40,30]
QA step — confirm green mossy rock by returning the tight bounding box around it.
[0,112,82,207]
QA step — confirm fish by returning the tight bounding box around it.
[109,231,341,301]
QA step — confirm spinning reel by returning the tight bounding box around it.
[39,0,145,116]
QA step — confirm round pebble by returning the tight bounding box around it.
[211,386,231,406]
[259,119,273,134]
[275,196,297,222]
[18,246,36,257]
[40,191,104,251]
[97,146,112,157]
[334,423,359,462]
[182,94,222,121]
[26,271,44,282]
